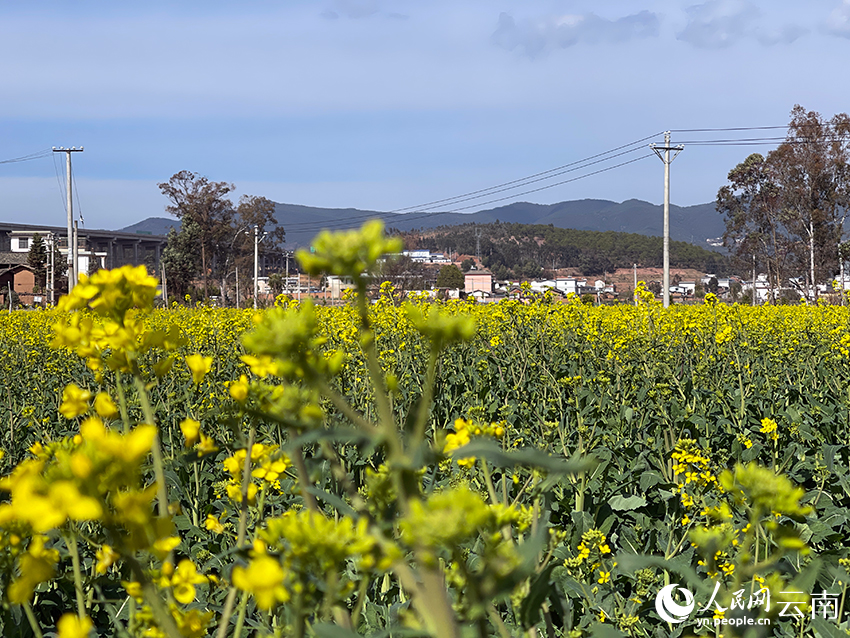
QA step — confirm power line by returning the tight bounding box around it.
[52,153,67,214]
[671,123,849,133]
[282,145,651,232]
[282,127,848,237]
[388,131,664,214]
[283,154,655,235]
[282,132,664,232]
[279,126,850,237]
[0,148,52,165]
[72,163,84,225]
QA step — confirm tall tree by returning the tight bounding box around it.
[27,233,48,291]
[221,196,286,306]
[717,153,792,302]
[436,264,464,289]
[158,171,235,300]
[374,255,426,295]
[161,219,203,300]
[718,106,850,300]
[769,106,850,298]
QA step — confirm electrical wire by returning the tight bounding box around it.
[388,131,664,214]
[72,163,84,225]
[278,126,850,237]
[282,131,664,231]
[52,153,68,215]
[0,148,52,164]
[283,154,655,235]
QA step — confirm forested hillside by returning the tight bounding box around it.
[401,222,728,278]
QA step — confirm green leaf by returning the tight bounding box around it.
[587,622,626,637]
[639,471,664,491]
[519,565,556,628]
[455,439,595,474]
[811,616,846,638]
[608,494,647,511]
[304,485,358,518]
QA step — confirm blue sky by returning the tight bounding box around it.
[2,0,849,231]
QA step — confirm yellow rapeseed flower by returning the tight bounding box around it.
[232,554,288,610]
[186,354,213,385]
[205,514,225,534]
[760,417,779,441]
[95,545,120,574]
[168,559,208,605]
[197,434,219,457]
[56,614,93,638]
[59,384,91,419]
[180,418,201,447]
[93,392,119,419]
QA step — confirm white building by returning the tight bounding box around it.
[554,277,588,295]
[8,230,106,278]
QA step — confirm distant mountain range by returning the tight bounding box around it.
[120,198,726,249]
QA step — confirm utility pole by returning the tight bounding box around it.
[53,147,83,289]
[633,263,637,306]
[650,132,683,308]
[252,226,267,310]
[48,232,55,305]
[752,253,757,305]
[73,221,79,286]
[254,226,259,309]
[161,263,168,306]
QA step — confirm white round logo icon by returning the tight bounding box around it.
[655,583,695,623]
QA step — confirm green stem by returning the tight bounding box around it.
[232,590,250,638]
[65,531,87,617]
[292,446,319,512]
[236,425,256,547]
[23,601,44,638]
[215,424,256,638]
[123,554,182,638]
[351,577,369,629]
[317,380,378,434]
[411,347,439,446]
[133,376,168,518]
[114,374,132,434]
[356,292,403,460]
[192,462,200,528]
[488,604,512,638]
[481,460,499,505]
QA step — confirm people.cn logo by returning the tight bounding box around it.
[655,584,696,623]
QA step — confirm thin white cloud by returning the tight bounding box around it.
[492,10,660,57]
[677,0,807,48]
[824,0,850,37]
[321,0,407,20]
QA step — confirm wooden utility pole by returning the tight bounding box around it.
[73,221,79,285]
[53,147,83,289]
[48,232,55,305]
[650,133,683,308]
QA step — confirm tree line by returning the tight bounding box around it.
[158,171,286,302]
[397,222,728,280]
[717,105,850,300]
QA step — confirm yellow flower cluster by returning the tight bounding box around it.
[671,439,717,488]
[443,418,506,468]
[564,528,612,569]
[52,265,186,375]
[221,443,291,501]
[760,417,779,441]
